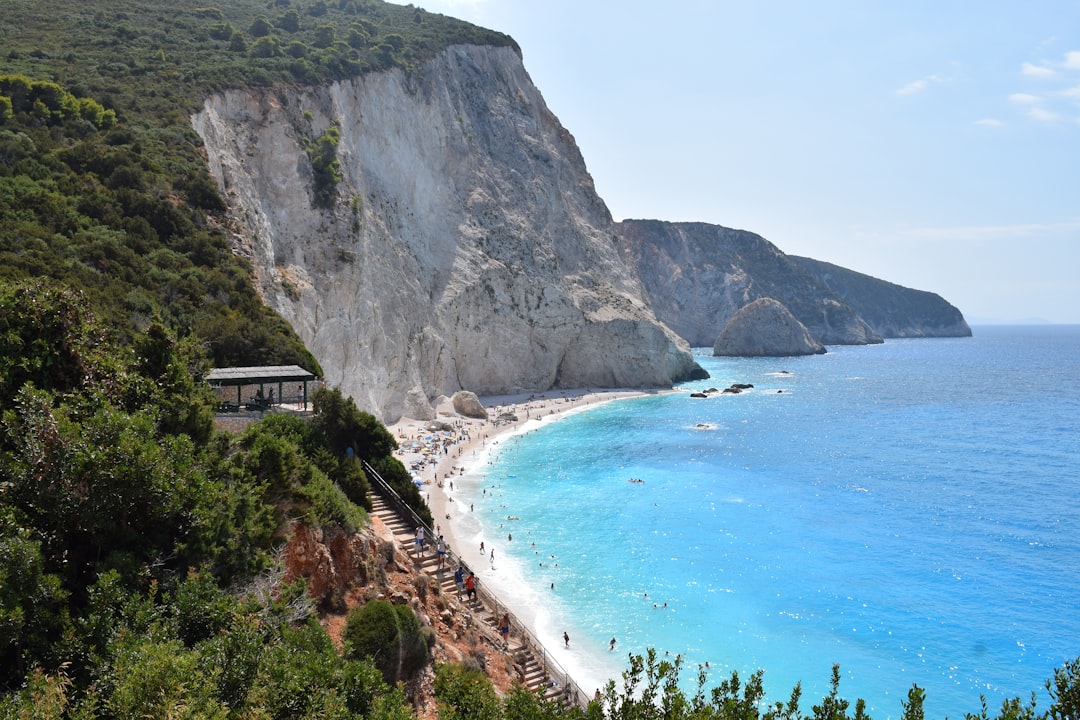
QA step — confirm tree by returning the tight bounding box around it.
[249,17,273,37]
[812,665,851,720]
[1047,657,1080,720]
[249,35,281,58]
[277,8,301,32]
[314,25,336,48]
[434,663,501,720]
[310,386,397,460]
[343,600,431,685]
[0,509,70,688]
[901,685,924,720]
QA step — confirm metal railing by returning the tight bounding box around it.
[363,460,591,708]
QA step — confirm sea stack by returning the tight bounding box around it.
[713,298,827,357]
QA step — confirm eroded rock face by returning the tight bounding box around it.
[283,523,374,603]
[616,219,881,347]
[713,298,827,357]
[193,45,702,423]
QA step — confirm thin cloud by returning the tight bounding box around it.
[1008,92,1041,104]
[973,118,1003,127]
[1011,54,1080,124]
[1022,62,1057,78]
[897,79,927,96]
[1027,107,1061,122]
[896,74,943,96]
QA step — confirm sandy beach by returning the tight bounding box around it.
[387,387,669,696]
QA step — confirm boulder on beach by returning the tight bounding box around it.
[452,391,488,419]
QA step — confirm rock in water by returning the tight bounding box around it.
[713,298,827,357]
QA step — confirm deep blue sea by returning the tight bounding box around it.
[458,326,1080,719]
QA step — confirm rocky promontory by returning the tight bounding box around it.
[713,298,827,357]
[617,219,972,349]
[616,219,881,348]
[791,256,972,338]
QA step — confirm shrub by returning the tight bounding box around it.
[434,663,500,720]
[343,600,429,684]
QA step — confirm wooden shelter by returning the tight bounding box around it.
[206,365,317,412]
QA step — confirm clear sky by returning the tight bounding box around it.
[408,1,1080,324]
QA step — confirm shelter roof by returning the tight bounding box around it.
[205,365,316,386]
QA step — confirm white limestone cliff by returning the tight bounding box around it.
[192,44,703,423]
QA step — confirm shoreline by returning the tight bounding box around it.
[387,387,671,697]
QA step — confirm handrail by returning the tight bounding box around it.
[363,460,590,708]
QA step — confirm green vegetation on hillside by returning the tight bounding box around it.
[0,0,1076,717]
[0,73,318,371]
[0,0,514,370]
[0,280,417,714]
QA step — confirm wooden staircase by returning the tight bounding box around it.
[367,494,571,704]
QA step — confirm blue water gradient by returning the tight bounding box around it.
[468,326,1080,719]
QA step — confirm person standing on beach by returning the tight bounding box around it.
[563,631,570,647]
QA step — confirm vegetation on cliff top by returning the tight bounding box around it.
[1,0,514,370]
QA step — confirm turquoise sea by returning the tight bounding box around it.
[458,326,1080,719]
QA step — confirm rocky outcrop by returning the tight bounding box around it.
[790,256,972,338]
[451,391,486,419]
[283,523,377,604]
[616,219,882,348]
[193,45,704,423]
[713,298,826,357]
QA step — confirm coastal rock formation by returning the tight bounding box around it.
[790,256,972,338]
[283,523,375,602]
[451,391,487,420]
[713,298,826,357]
[193,45,704,423]
[616,219,881,348]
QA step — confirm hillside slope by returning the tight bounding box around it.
[791,256,972,338]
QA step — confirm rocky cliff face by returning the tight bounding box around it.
[616,220,882,348]
[192,45,703,423]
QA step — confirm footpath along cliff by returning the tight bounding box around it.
[194,44,704,423]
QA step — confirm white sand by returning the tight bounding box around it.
[387,387,672,698]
